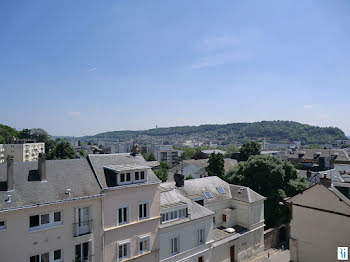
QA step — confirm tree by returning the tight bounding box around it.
[0,124,18,143]
[79,149,86,157]
[224,155,308,227]
[154,168,168,182]
[224,144,239,158]
[160,161,171,170]
[18,129,32,140]
[192,151,208,160]
[47,139,76,160]
[238,141,261,161]
[180,147,196,160]
[185,175,193,180]
[30,128,50,142]
[143,152,156,161]
[206,153,225,178]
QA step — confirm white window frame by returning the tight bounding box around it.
[138,234,150,254]
[29,211,63,231]
[198,228,205,245]
[138,201,149,220]
[160,206,187,224]
[118,240,131,261]
[0,220,6,231]
[75,242,90,262]
[30,249,62,262]
[134,170,147,183]
[171,236,179,255]
[118,204,129,225]
[118,172,132,185]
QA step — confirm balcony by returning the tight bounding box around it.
[73,255,93,262]
[73,220,93,237]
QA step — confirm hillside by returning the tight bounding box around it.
[82,121,348,145]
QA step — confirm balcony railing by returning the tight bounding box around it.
[73,255,93,262]
[73,220,93,237]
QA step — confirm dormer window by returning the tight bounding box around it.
[141,171,145,180]
[104,164,150,186]
[204,192,213,199]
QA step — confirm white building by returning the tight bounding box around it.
[3,142,45,162]
[88,150,161,262]
[287,176,350,262]
[0,144,4,163]
[159,175,266,262]
[0,155,103,262]
[154,145,180,166]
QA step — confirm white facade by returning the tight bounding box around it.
[154,146,180,166]
[0,144,4,163]
[3,142,45,162]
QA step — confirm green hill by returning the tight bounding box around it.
[83,121,348,145]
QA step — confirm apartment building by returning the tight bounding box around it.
[3,142,45,162]
[159,184,214,262]
[0,144,4,163]
[287,176,350,262]
[154,145,180,166]
[88,148,161,262]
[159,175,265,262]
[0,155,103,262]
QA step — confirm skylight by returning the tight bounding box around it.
[217,187,226,194]
[204,191,213,199]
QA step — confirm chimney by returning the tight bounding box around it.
[320,174,331,188]
[38,153,47,181]
[174,172,184,187]
[7,155,14,191]
[130,144,141,156]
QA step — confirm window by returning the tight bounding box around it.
[222,214,227,222]
[198,228,205,245]
[75,242,89,262]
[198,256,204,262]
[118,205,128,225]
[0,220,6,230]
[140,171,145,180]
[30,250,61,262]
[135,171,140,180]
[217,187,226,194]
[126,173,131,181]
[120,173,125,182]
[171,237,179,255]
[139,202,149,220]
[138,235,150,254]
[118,241,130,260]
[29,212,62,230]
[204,192,213,199]
[161,208,187,223]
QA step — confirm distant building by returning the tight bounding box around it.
[3,142,45,162]
[287,149,350,165]
[201,149,226,155]
[168,158,237,181]
[0,144,4,163]
[287,176,350,262]
[154,145,180,166]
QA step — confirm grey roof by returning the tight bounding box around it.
[161,176,265,204]
[0,159,101,212]
[145,161,160,168]
[212,226,248,242]
[88,153,160,188]
[159,188,214,228]
[288,149,350,162]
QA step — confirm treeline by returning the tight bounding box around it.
[0,124,75,160]
[85,121,347,145]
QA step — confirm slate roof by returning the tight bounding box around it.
[288,149,350,162]
[160,176,265,204]
[88,153,160,189]
[159,188,214,228]
[0,159,101,212]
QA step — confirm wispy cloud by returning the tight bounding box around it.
[201,35,238,51]
[67,112,81,116]
[185,52,248,70]
[87,64,97,72]
[303,105,313,109]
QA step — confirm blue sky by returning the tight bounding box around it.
[1,0,349,136]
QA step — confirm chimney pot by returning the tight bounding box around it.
[320,174,331,188]
[174,172,184,187]
[6,155,14,192]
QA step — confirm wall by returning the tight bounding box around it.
[0,197,102,262]
[290,205,350,262]
[102,183,160,262]
[159,216,213,262]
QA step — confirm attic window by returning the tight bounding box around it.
[204,192,213,199]
[217,187,226,194]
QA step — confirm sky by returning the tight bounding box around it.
[1,0,350,137]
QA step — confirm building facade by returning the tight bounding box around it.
[154,145,180,166]
[287,177,350,262]
[3,142,45,162]
[0,144,4,163]
[88,151,161,262]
